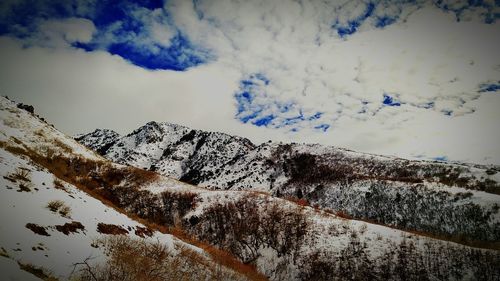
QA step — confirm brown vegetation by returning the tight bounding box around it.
[74,236,245,281]
[55,221,85,235]
[2,116,500,280]
[188,194,309,264]
[53,178,68,192]
[134,226,153,238]
[166,225,267,281]
[46,200,72,218]
[18,262,58,281]
[25,223,50,236]
[4,167,33,192]
[335,210,353,220]
[97,223,129,235]
[11,168,30,182]
[285,196,309,207]
[0,142,267,280]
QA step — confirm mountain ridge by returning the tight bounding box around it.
[77,120,500,244]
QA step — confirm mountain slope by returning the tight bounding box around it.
[76,123,500,192]
[77,120,500,244]
[3,97,500,280]
[0,97,254,281]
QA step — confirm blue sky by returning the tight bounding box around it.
[0,0,499,164]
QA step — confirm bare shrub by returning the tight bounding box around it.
[17,183,31,192]
[12,167,30,182]
[190,195,309,263]
[46,200,71,217]
[74,236,240,281]
[53,178,68,192]
[46,200,64,212]
[4,168,32,191]
[0,247,8,258]
[59,205,72,218]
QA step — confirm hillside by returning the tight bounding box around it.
[2,96,500,280]
[0,97,255,281]
[77,120,500,244]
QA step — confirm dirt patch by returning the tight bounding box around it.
[97,223,129,235]
[25,223,50,236]
[134,226,154,238]
[55,221,85,235]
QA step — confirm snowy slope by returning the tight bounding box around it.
[1,149,171,278]
[0,256,42,281]
[0,97,249,280]
[0,144,252,280]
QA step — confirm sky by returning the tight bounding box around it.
[0,0,499,165]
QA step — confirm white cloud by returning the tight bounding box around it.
[128,7,177,48]
[0,1,499,165]
[37,17,96,47]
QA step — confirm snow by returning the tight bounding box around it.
[0,148,207,279]
[0,97,102,162]
[0,256,42,281]
[80,119,499,196]
[141,176,197,194]
[2,95,499,280]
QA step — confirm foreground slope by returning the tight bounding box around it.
[0,97,253,281]
[78,121,500,244]
[0,149,234,280]
[2,97,500,280]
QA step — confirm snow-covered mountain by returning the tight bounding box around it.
[76,122,500,191]
[0,97,254,281]
[2,96,500,280]
[77,121,500,243]
[76,122,256,180]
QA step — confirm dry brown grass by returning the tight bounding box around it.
[134,226,153,238]
[46,200,64,212]
[335,210,353,220]
[75,236,244,281]
[46,200,71,218]
[96,223,129,235]
[3,167,32,191]
[11,167,30,182]
[284,196,309,207]
[53,178,68,192]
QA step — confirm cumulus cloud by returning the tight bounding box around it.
[167,1,499,131]
[0,0,499,164]
[36,18,96,47]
